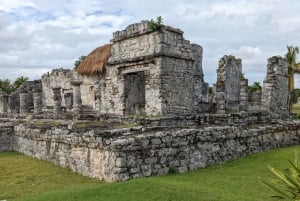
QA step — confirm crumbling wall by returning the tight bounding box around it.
[0,124,14,152]
[0,92,8,113]
[78,74,102,108]
[41,69,74,109]
[261,56,289,117]
[41,69,100,110]
[17,80,42,113]
[104,21,209,116]
[9,91,20,113]
[216,56,242,113]
[1,119,299,182]
[249,89,262,106]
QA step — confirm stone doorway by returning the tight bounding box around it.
[124,71,145,115]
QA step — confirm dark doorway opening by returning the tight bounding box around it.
[124,71,145,115]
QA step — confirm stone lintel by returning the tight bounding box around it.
[52,86,62,90]
[108,53,194,66]
[32,89,42,93]
[111,20,184,43]
[121,67,150,75]
[71,80,83,86]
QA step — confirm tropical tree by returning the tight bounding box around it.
[74,55,86,70]
[0,79,13,94]
[285,46,300,111]
[13,76,28,91]
[0,76,29,94]
[248,82,262,92]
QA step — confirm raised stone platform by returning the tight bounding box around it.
[0,111,299,182]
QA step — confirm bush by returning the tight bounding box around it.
[168,167,179,174]
[261,154,300,200]
[249,82,262,92]
[149,16,163,31]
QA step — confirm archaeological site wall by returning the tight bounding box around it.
[0,112,299,182]
[0,20,297,183]
[41,68,102,111]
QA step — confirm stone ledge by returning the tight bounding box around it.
[111,21,184,43]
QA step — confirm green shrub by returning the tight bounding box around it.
[249,82,262,92]
[168,166,179,174]
[261,154,300,200]
[149,16,163,31]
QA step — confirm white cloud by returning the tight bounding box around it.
[0,0,299,87]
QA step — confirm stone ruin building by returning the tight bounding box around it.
[0,21,298,182]
[37,21,210,116]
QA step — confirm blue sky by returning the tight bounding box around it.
[0,0,300,87]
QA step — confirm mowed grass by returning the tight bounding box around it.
[1,146,300,201]
[293,104,300,115]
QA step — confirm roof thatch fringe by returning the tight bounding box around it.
[76,44,112,75]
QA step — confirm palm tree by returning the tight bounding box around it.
[13,76,28,90]
[285,46,300,111]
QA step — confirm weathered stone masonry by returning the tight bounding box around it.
[261,56,289,117]
[103,21,209,116]
[1,114,299,182]
[0,20,297,183]
[215,55,242,113]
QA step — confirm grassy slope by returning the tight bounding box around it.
[293,104,300,115]
[0,152,101,200]
[1,146,300,201]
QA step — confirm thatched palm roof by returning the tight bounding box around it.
[76,44,112,75]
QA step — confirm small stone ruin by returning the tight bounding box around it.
[0,20,296,182]
[261,56,290,117]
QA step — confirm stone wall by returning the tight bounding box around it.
[261,56,289,117]
[0,123,14,152]
[8,91,20,113]
[249,89,262,105]
[41,68,101,110]
[79,74,102,108]
[41,69,74,109]
[1,115,300,182]
[17,80,42,113]
[107,121,300,180]
[0,92,8,113]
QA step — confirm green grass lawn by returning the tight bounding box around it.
[1,146,300,201]
[293,104,300,116]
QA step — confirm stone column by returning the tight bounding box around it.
[20,89,29,113]
[52,87,62,113]
[0,91,9,113]
[71,80,82,113]
[8,92,20,113]
[33,89,42,114]
[215,82,225,113]
[261,56,289,117]
[249,89,262,106]
[95,80,105,112]
[239,79,249,111]
[95,88,101,112]
[215,55,242,113]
